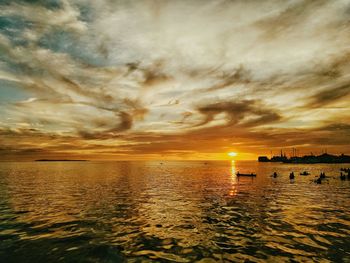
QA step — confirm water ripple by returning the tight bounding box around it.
[0,161,349,262]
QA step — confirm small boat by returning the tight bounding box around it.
[236,172,256,177]
[300,171,310,176]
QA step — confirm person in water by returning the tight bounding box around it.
[289,172,295,180]
[340,172,346,181]
[320,172,326,179]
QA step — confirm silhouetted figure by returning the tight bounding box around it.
[320,172,326,179]
[273,172,277,178]
[315,177,322,184]
[289,172,295,180]
[340,172,346,181]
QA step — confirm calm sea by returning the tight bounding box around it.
[0,161,349,262]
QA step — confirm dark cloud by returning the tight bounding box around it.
[202,65,251,93]
[306,81,350,108]
[113,111,133,131]
[1,0,62,10]
[77,111,133,139]
[319,123,350,132]
[196,100,281,127]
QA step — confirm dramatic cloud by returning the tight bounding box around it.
[0,0,349,160]
[196,100,281,128]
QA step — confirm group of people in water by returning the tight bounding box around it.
[340,168,350,173]
[340,170,350,181]
[315,172,327,184]
[340,167,350,181]
[271,169,350,184]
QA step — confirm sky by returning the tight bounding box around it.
[0,0,350,161]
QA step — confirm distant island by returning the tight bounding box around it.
[258,153,350,164]
[35,159,88,162]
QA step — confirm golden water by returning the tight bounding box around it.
[0,161,349,262]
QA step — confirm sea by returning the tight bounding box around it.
[0,161,349,262]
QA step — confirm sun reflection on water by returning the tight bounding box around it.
[229,160,238,197]
[231,160,236,176]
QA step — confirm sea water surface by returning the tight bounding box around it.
[0,161,349,262]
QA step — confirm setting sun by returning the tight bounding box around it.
[228,152,238,157]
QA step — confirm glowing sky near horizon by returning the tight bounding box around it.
[0,0,350,160]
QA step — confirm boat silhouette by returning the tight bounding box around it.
[236,172,256,177]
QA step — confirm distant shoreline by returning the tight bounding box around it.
[258,153,350,164]
[35,159,88,162]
